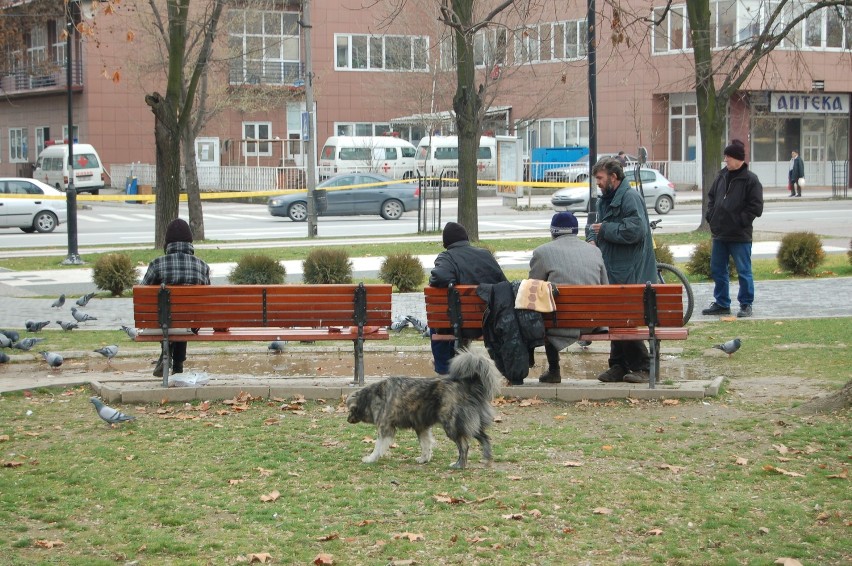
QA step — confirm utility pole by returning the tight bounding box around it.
[586,0,598,225]
[301,0,318,238]
[62,0,82,265]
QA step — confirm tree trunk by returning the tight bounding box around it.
[451,2,482,241]
[181,124,205,241]
[145,92,181,249]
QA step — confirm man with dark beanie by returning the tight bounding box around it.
[429,221,507,375]
[142,218,211,376]
[702,139,764,318]
[529,212,608,383]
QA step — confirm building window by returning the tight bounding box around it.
[669,102,697,161]
[35,127,49,158]
[334,123,392,137]
[228,9,302,85]
[474,28,508,68]
[335,34,429,71]
[514,20,587,64]
[243,122,272,156]
[526,118,589,148]
[9,128,28,162]
[62,125,79,143]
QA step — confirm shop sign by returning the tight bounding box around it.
[770,93,849,114]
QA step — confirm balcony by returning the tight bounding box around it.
[0,60,83,98]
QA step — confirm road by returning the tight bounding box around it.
[0,195,849,250]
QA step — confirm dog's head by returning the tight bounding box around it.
[345,389,374,424]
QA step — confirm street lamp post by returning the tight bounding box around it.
[587,0,598,225]
[62,1,82,265]
[301,0,318,238]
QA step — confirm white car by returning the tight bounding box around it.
[544,153,638,183]
[551,167,677,215]
[0,178,68,233]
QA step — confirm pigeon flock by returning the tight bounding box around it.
[389,314,430,337]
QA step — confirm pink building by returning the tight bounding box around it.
[2,0,850,188]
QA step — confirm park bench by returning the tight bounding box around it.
[132,283,393,387]
[424,283,688,388]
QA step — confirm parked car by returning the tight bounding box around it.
[33,142,107,195]
[550,167,676,215]
[268,173,420,222]
[543,152,638,183]
[0,177,68,233]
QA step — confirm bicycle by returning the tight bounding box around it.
[650,219,694,325]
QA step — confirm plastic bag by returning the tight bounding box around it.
[168,371,210,387]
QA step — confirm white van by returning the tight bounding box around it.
[318,136,417,180]
[33,142,106,195]
[415,136,497,181]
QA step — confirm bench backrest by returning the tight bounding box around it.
[133,284,393,329]
[424,283,684,330]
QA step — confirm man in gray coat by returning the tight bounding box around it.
[529,212,608,383]
[586,158,657,383]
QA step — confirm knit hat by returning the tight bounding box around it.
[724,139,746,161]
[165,218,193,247]
[442,222,469,248]
[550,212,579,237]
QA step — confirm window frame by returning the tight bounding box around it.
[334,33,429,72]
[9,128,28,162]
[243,121,273,157]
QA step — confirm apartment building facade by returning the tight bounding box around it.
[1,0,850,188]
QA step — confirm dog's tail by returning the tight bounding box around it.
[448,349,501,401]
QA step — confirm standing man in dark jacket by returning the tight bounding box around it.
[586,158,657,384]
[788,149,805,197]
[429,222,507,375]
[702,140,764,318]
[141,218,211,376]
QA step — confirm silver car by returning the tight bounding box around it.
[0,177,68,233]
[551,167,677,215]
[268,173,420,222]
[544,153,638,183]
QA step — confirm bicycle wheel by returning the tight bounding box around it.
[656,262,694,325]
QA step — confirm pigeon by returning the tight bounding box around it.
[51,294,66,308]
[0,333,11,348]
[56,320,79,331]
[713,338,742,357]
[405,315,429,335]
[120,325,138,340]
[90,397,135,425]
[1,329,20,343]
[25,320,52,333]
[94,345,119,364]
[390,316,410,332]
[12,337,44,351]
[71,307,97,323]
[268,340,287,354]
[0,352,9,364]
[76,292,96,307]
[40,351,63,368]
[577,340,592,350]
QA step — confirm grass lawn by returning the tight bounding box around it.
[1,318,850,565]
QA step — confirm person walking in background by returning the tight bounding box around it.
[586,158,657,384]
[702,139,764,319]
[616,151,628,167]
[142,218,211,376]
[429,222,507,376]
[529,212,608,383]
[789,150,805,197]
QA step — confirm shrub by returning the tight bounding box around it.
[378,253,425,292]
[777,231,825,276]
[92,253,139,296]
[654,243,675,265]
[686,240,735,279]
[848,238,852,266]
[302,248,352,284]
[228,254,286,285]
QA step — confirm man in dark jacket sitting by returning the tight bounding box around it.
[429,222,507,375]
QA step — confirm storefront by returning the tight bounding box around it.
[750,92,850,187]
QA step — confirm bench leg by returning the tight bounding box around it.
[352,339,364,386]
[648,339,660,389]
[161,338,171,388]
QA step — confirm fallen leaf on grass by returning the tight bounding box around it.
[0,434,9,442]
[392,532,424,541]
[34,539,64,549]
[735,457,748,466]
[256,467,273,477]
[662,399,679,406]
[23,431,40,437]
[260,490,280,502]
[518,397,547,407]
[2,461,23,468]
[772,444,789,455]
[434,494,467,504]
[826,468,848,479]
[601,445,613,451]
[389,561,415,566]
[249,553,273,563]
[759,527,770,534]
[317,533,339,542]
[529,509,542,518]
[659,464,685,473]
[592,507,612,515]
[763,465,805,477]
[228,479,245,486]
[563,461,584,467]
[354,520,375,527]
[655,427,665,433]
[263,417,280,426]
[502,513,524,520]
[467,536,487,543]
[646,528,663,536]
[774,559,803,566]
